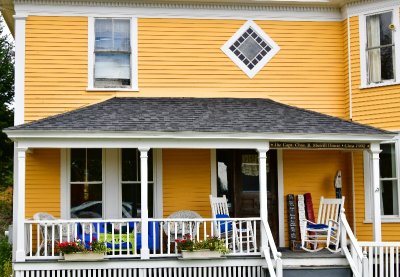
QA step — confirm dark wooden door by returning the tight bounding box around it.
[216,149,279,243]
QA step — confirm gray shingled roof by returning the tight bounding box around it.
[6,97,391,135]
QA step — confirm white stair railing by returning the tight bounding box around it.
[261,219,282,277]
[359,241,400,277]
[339,210,369,277]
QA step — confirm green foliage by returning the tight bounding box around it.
[0,236,12,277]
[175,235,229,254]
[0,15,14,191]
[57,239,109,254]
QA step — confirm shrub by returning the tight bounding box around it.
[0,236,12,277]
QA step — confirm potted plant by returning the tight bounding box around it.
[175,234,229,259]
[57,238,108,261]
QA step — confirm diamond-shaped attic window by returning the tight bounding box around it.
[221,21,280,78]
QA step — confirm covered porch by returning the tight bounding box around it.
[6,97,394,277]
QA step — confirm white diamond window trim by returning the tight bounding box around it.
[221,21,280,78]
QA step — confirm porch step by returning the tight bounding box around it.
[282,266,352,277]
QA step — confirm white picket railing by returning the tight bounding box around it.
[24,217,261,260]
[339,211,369,277]
[261,219,282,277]
[359,242,400,277]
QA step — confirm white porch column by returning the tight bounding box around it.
[139,147,150,259]
[15,147,27,262]
[369,143,382,242]
[258,145,269,253]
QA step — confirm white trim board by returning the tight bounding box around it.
[277,149,285,247]
[14,2,343,21]
[13,15,26,126]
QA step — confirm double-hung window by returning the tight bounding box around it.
[70,149,103,218]
[90,18,137,89]
[380,142,400,217]
[361,8,400,87]
[121,149,154,218]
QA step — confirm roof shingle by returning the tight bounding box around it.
[7,97,391,135]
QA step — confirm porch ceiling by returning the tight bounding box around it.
[5,97,395,146]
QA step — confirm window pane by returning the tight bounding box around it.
[70,183,103,218]
[122,149,139,181]
[87,149,102,181]
[381,180,399,215]
[71,149,86,182]
[94,53,131,87]
[121,149,153,182]
[95,19,113,50]
[381,46,394,80]
[241,154,259,192]
[114,19,130,51]
[380,143,397,178]
[379,12,393,46]
[122,183,153,218]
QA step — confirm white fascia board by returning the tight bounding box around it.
[14,1,343,21]
[5,130,395,149]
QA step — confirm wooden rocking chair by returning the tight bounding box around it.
[301,196,344,252]
[209,195,256,252]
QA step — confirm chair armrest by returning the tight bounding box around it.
[327,219,339,229]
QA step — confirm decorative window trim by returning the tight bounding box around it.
[87,17,138,91]
[359,6,400,89]
[221,20,280,79]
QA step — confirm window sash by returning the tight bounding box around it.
[379,142,400,216]
[93,18,132,88]
[365,11,395,84]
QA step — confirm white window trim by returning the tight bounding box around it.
[359,6,400,89]
[221,20,280,79]
[87,17,139,92]
[364,134,400,223]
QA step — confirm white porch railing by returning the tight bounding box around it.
[339,211,369,277]
[24,217,261,260]
[261,219,282,277]
[359,242,400,277]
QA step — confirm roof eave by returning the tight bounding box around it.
[5,129,395,143]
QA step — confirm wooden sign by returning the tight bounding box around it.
[270,141,370,150]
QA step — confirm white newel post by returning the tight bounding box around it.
[15,147,27,262]
[258,146,269,253]
[139,147,150,259]
[369,143,382,242]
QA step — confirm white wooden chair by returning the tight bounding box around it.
[301,196,345,252]
[209,195,256,252]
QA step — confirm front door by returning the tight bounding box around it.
[216,149,279,243]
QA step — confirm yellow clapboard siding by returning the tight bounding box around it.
[24,16,347,122]
[282,150,353,247]
[162,149,211,218]
[26,149,61,218]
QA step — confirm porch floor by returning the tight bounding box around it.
[278,248,348,268]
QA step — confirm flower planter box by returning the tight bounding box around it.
[63,253,105,261]
[181,249,222,259]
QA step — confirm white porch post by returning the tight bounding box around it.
[258,145,269,253]
[15,147,27,262]
[369,143,382,242]
[139,147,150,259]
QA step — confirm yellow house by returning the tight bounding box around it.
[2,0,400,276]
